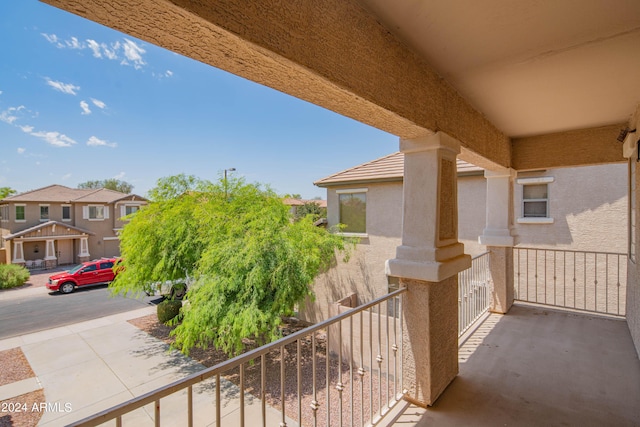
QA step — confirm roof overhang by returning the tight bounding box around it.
[4,221,95,240]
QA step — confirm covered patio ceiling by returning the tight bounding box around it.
[41,0,640,170]
[362,0,640,139]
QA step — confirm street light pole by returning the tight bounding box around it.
[224,168,236,199]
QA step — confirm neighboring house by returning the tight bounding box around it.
[301,152,627,322]
[282,197,327,217]
[0,185,147,268]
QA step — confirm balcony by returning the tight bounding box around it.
[390,302,640,426]
[68,249,640,426]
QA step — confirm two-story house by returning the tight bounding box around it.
[0,185,147,268]
[302,152,627,322]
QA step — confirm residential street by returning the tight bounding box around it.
[0,285,159,340]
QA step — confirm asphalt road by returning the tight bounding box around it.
[0,285,162,340]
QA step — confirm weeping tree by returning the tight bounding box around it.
[111,174,351,356]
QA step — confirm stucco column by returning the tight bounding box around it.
[12,240,25,264]
[78,236,90,262]
[386,132,471,406]
[479,168,516,314]
[44,239,57,269]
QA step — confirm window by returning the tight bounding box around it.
[125,205,139,215]
[81,264,97,273]
[99,261,114,270]
[523,185,548,217]
[90,206,104,219]
[0,205,8,222]
[15,205,25,222]
[516,177,554,224]
[83,205,109,220]
[337,189,367,234]
[40,205,49,221]
[62,205,71,221]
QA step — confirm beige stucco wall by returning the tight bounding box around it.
[301,182,402,323]
[514,163,627,253]
[73,205,119,260]
[457,175,488,256]
[628,156,640,358]
[304,163,629,323]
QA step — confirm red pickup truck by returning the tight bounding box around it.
[47,258,119,294]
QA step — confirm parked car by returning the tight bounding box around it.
[47,258,120,294]
[144,277,189,300]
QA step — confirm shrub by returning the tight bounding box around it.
[0,264,30,289]
[157,299,182,324]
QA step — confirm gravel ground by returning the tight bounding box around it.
[0,348,44,427]
[129,314,396,426]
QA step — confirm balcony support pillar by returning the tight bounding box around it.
[479,167,516,314]
[386,132,470,406]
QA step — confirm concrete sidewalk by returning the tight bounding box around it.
[0,307,295,426]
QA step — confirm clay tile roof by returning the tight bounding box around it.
[72,188,132,203]
[1,184,137,204]
[314,152,404,187]
[2,185,94,203]
[314,152,482,187]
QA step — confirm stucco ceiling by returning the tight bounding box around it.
[360,0,640,138]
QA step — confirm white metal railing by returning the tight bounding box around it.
[514,247,627,316]
[458,252,491,336]
[68,288,406,427]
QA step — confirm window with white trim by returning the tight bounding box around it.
[62,205,71,221]
[40,204,49,221]
[120,204,140,217]
[337,189,367,234]
[517,177,554,223]
[0,205,8,222]
[83,205,109,220]
[15,205,25,222]
[523,185,548,217]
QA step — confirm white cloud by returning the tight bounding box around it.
[121,39,146,69]
[31,131,77,147]
[41,33,64,48]
[66,37,83,50]
[20,125,34,133]
[113,171,126,180]
[17,148,25,154]
[103,42,119,60]
[0,106,25,125]
[80,100,91,115]
[61,173,72,181]
[90,98,106,109]
[46,78,80,95]
[0,90,3,95]
[43,34,148,71]
[166,70,173,77]
[87,136,117,148]
[86,39,102,58]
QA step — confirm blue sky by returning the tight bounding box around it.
[0,1,397,199]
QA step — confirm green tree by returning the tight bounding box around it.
[78,179,133,193]
[294,200,327,222]
[0,187,16,199]
[111,175,351,356]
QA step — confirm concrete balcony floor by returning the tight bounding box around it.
[392,303,640,426]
